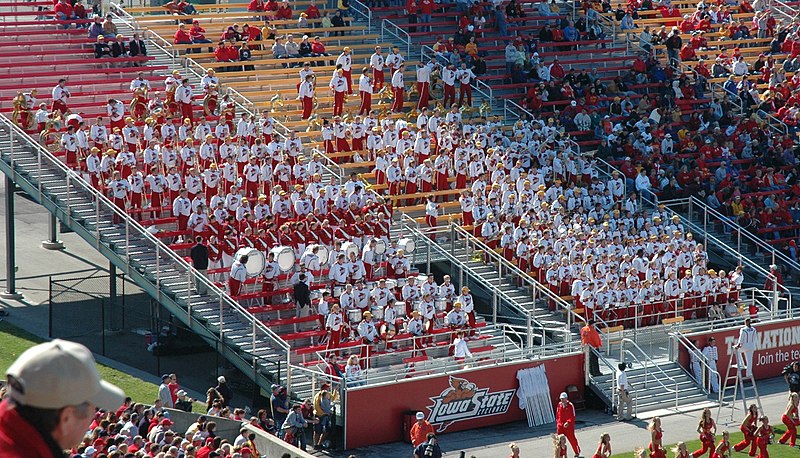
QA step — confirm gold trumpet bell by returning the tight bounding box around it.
[478,101,492,117]
[269,92,285,113]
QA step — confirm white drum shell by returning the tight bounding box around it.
[398,237,416,254]
[385,279,398,290]
[342,241,359,259]
[235,248,266,277]
[371,306,384,321]
[435,298,448,311]
[394,301,407,317]
[333,285,344,298]
[270,246,296,272]
[347,308,362,323]
[317,244,330,267]
[374,238,387,255]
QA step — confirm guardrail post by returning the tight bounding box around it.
[526,312,533,349]
[155,244,161,301]
[492,290,497,325]
[219,294,224,340]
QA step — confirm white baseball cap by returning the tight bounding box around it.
[559,392,568,399]
[416,412,425,420]
[6,339,125,410]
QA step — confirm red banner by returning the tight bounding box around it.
[682,319,800,380]
[344,353,585,449]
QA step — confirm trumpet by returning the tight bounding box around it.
[269,92,284,113]
[478,100,492,118]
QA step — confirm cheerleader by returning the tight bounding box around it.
[649,417,667,458]
[553,434,568,458]
[691,408,716,458]
[779,392,799,447]
[733,404,759,454]
[592,433,611,458]
[711,430,731,458]
[754,416,772,458]
[672,442,690,458]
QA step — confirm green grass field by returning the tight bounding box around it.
[0,320,204,413]
[609,428,798,457]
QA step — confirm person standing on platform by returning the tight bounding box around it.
[556,392,581,458]
[409,412,434,449]
[702,337,720,393]
[736,318,758,379]
[581,320,602,377]
[391,64,405,113]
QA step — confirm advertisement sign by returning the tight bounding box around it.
[426,375,517,432]
[682,319,800,380]
[344,353,584,449]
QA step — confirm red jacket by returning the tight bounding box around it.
[0,400,60,458]
[54,1,73,17]
[556,400,576,429]
[306,4,321,18]
[174,28,192,44]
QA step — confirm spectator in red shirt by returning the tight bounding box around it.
[305,0,321,19]
[419,0,433,32]
[190,20,213,53]
[174,23,193,46]
[54,0,76,28]
[276,1,293,20]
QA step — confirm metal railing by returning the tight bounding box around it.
[399,222,557,348]
[590,347,638,418]
[641,195,794,298]
[349,0,373,31]
[670,331,722,405]
[420,44,495,112]
[448,224,585,339]
[380,18,411,58]
[685,195,800,277]
[620,337,680,408]
[0,113,294,390]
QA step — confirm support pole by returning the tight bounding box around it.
[41,213,64,250]
[109,261,118,331]
[2,176,22,300]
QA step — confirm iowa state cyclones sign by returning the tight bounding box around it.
[344,354,585,449]
[426,375,516,432]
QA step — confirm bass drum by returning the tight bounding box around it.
[342,241,359,259]
[270,246,296,272]
[235,248,265,278]
[317,244,330,267]
[374,238,387,255]
[398,237,416,254]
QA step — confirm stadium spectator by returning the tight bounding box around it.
[216,375,233,407]
[157,374,174,408]
[410,412,434,449]
[0,339,125,457]
[414,433,442,458]
[581,320,602,377]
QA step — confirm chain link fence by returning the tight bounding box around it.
[48,269,256,403]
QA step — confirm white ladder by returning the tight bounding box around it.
[717,349,762,425]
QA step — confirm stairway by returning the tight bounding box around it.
[589,359,713,416]
[390,222,582,345]
[0,116,294,393]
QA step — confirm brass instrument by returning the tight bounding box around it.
[478,100,491,118]
[269,92,284,113]
[306,114,321,132]
[129,86,149,122]
[376,86,391,105]
[406,83,418,101]
[203,84,219,116]
[10,92,29,129]
[404,108,417,122]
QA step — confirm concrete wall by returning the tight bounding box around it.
[244,425,316,458]
[164,408,241,442]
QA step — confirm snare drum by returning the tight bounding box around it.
[380,322,396,337]
[435,298,448,311]
[397,277,408,288]
[385,279,398,290]
[347,308,362,323]
[366,281,376,291]
[333,285,344,298]
[394,301,407,317]
[415,274,428,284]
[371,306,384,321]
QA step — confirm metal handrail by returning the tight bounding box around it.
[110,2,141,32]
[421,44,495,112]
[380,19,411,58]
[0,114,293,384]
[670,331,723,406]
[349,0,373,30]
[685,195,800,277]
[400,223,557,347]
[590,347,638,417]
[645,195,793,298]
[448,224,587,337]
[620,337,680,408]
